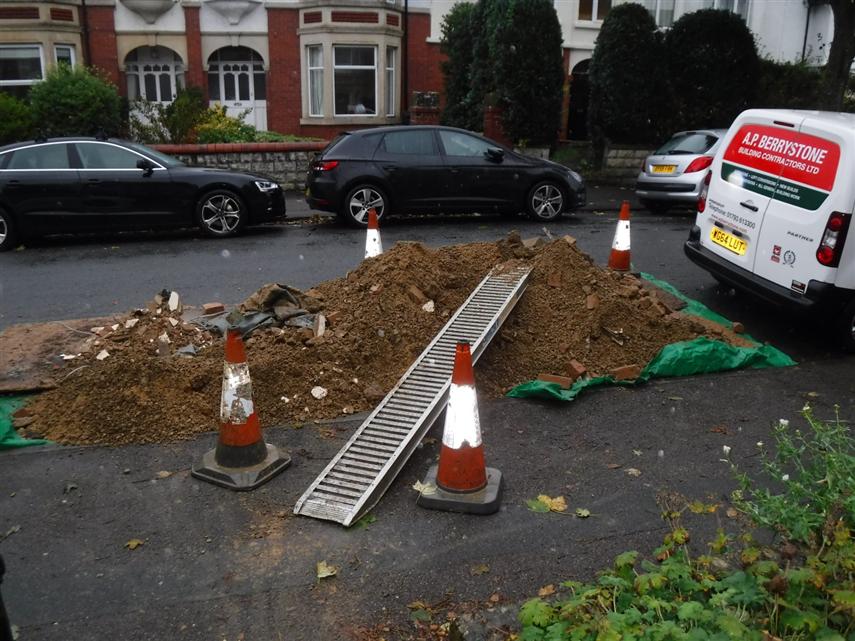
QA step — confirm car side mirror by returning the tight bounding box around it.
[485,147,505,162]
[137,158,155,176]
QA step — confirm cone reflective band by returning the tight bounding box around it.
[191,329,290,490]
[417,341,503,515]
[436,342,487,492]
[364,208,383,259]
[608,200,632,272]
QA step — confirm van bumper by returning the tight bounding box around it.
[684,226,843,310]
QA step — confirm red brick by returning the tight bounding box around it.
[537,373,573,389]
[610,364,642,381]
[585,293,599,310]
[203,302,225,315]
[183,6,204,91]
[567,359,587,381]
[732,321,745,334]
[86,7,119,86]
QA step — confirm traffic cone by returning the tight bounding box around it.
[192,329,290,490]
[417,341,503,514]
[364,208,383,259]
[607,200,632,272]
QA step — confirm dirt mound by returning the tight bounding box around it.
[27,234,748,446]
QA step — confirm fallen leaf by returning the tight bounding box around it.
[625,468,642,477]
[726,507,739,518]
[633,449,643,456]
[710,425,729,435]
[575,508,591,518]
[407,600,429,610]
[470,563,490,576]
[526,498,551,513]
[688,500,718,514]
[805,391,819,398]
[155,471,172,479]
[410,609,431,623]
[667,396,683,401]
[606,463,622,469]
[538,494,567,513]
[538,584,556,597]
[125,538,144,550]
[316,560,337,579]
[488,593,500,603]
[0,525,20,542]
[412,480,437,495]
[354,514,377,529]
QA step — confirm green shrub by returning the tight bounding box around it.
[29,65,122,137]
[588,3,670,148]
[493,0,564,145]
[755,59,823,111]
[665,9,759,130]
[0,93,34,145]
[439,1,479,130]
[195,105,258,143]
[128,100,170,144]
[130,87,208,144]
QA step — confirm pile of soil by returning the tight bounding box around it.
[27,234,750,446]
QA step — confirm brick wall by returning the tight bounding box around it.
[266,8,302,136]
[86,6,119,86]
[406,13,444,110]
[153,142,328,191]
[184,6,205,93]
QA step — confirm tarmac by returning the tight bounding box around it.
[3,183,844,641]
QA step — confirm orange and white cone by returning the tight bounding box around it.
[192,329,290,490]
[607,200,632,272]
[417,341,503,514]
[364,209,383,259]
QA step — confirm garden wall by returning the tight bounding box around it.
[153,142,329,191]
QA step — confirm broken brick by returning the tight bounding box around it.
[547,272,562,288]
[732,321,745,334]
[537,373,573,389]
[567,359,588,381]
[562,234,577,246]
[326,310,341,325]
[202,302,225,315]
[610,364,642,381]
[407,285,428,305]
[586,293,599,310]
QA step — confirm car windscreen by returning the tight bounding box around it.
[122,141,184,167]
[656,133,718,155]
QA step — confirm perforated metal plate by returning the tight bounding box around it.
[293,265,531,526]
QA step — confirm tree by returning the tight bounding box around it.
[29,65,122,137]
[819,0,855,110]
[0,94,34,144]
[440,2,479,129]
[664,9,759,130]
[588,2,669,149]
[493,0,564,144]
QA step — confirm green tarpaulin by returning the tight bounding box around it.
[507,273,795,402]
[0,395,48,450]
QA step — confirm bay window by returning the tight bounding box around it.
[333,45,376,116]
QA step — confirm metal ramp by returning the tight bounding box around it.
[293,264,532,526]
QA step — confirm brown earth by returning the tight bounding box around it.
[20,234,752,446]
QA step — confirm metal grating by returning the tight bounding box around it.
[293,264,531,526]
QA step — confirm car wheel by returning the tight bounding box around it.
[196,190,247,238]
[342,184,387,227]
[0,209,18,252]
[641,199,671,215]
[836,297,855,353]
[527,182,565,221]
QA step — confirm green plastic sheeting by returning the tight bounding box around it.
[507,274,795,402]
[0,395,49,450]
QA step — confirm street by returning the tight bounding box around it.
[1,188,853,641]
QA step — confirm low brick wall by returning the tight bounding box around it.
[153,142,329,191]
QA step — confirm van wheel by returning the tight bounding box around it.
[0,209,18,252]
[836,298,855,353]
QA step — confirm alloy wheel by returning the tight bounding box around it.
[200,194,242,234]
[347,188,384,225]
[0,215,6,246]
[531,184,564,219]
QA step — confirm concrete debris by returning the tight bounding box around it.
[95,350,110,361]
[176,344,197,357]
[124,318,139,329]
[168,291,181,312]
[311,386,328,400]
[90,326,105,335]
[370,284,382,293]
[314,314,327,338]
[111,324,120,331]
[60,353,80,361]
[421,300,435,313]
[158,332,171,345]
[168,318,179,327]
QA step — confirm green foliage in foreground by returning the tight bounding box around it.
[519,406,855,641]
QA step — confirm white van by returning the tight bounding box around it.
[684,109,855,351]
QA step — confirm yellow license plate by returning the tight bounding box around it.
[652,165,676,174]
[710,228,747,255]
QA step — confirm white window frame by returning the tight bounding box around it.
[385,46,396,117]
[333,45,377,117]
[644,0,675,28]
[125,46,185,104]
[0,44,45,91]
[577,0,610,22]
[307,44,324,117]
[54,45,76,68]
[714,0,749,20]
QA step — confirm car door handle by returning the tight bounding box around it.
[449,168,460,174]
[381,165,397,173]
[739,200,759,212]
[87,179,101,184]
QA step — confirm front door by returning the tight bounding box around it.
[208,47,267,130]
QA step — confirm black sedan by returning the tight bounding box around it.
[306,125,586,226]
[0,137,286,250]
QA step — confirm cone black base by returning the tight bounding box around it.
[417,465,502,515]
[192,443,291,491]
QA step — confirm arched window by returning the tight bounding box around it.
[207,47,266,104]
[125,46,185,103]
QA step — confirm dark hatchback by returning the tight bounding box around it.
[0,137,286,251]
[306,125,586,226]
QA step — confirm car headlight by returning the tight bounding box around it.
[566,169,583,183]
[254,180,279,192]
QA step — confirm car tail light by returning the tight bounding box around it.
[641,158,647,172]
[816,212,851,267]
[312,160,339,172]
[697,170,711,213]
[684,155,713,173]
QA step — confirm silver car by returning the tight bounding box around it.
[636,129,727,214]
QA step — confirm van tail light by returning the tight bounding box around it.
[684,155,713,173]
[697,170,712,213]
[312,160,339,172]
[816,212,851,267]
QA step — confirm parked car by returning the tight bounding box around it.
[636,129,727,214]
[685,109,855,351]
[305,125,586,226]
[0,137,286,251]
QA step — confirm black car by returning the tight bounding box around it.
[0,137,286,250]
[306,125,586,226]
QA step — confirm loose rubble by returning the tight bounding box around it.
[23,234,752,446]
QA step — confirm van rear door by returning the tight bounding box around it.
[751,116,845,295]
[697,112,801,273]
